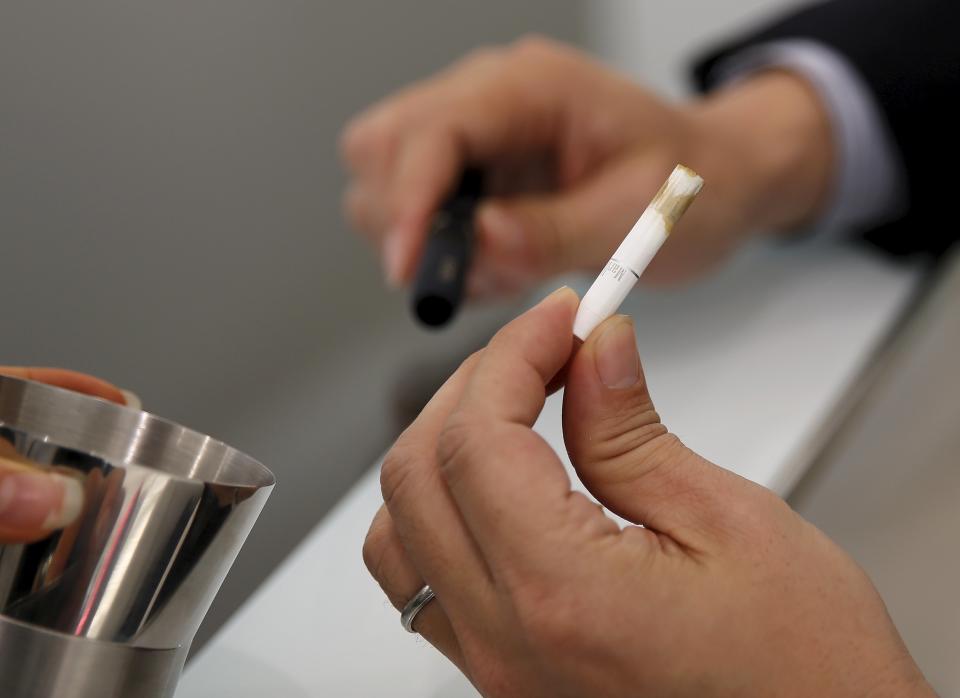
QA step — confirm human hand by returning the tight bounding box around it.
[0,367,128,544]
[341,37,832,297]
[363,289,932,697]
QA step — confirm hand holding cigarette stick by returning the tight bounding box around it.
[364,289,933,698]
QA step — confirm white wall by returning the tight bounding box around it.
[585,0,809,96]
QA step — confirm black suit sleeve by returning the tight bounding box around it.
[692,0,959,258]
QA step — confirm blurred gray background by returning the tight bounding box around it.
[0,0,590,651]
[12,5,955,691]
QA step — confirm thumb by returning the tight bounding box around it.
[0,458,84,543]
[562,315,751,547]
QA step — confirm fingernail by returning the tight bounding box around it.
[540,285,579,308]
[120,389,142,410]
[0,471,84,531]
[383,233,406,287]
[45,475,84,529]
[479,204,525,254]
[594,317,640,389]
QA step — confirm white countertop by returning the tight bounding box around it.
[180,239,922,697]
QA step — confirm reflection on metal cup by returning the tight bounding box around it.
[0,375,275,697]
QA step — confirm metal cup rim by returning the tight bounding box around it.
[0,374,275,490]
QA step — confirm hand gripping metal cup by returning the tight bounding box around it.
[0,375,275,697]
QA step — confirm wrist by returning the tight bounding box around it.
[685,70,834,235]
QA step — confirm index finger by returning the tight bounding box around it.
[438,288,619,573]
[342,44,568,285]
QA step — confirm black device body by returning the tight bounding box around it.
[411,168,484,328]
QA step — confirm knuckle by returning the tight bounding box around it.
[361,520,410,609]
[459,349,485,377]
[338,119,368,165]
[487,311,537,357]
[628,431,686,471]
[379,443,420,505]
[361,518,390,581]
[436,413,475,466]
[436,411,487,487]
[341,185,383,240]
[589,401,667,466]
[339,113,396,169]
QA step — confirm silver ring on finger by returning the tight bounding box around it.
[400,584,436,633]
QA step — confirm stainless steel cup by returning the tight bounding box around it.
[0,375,275,697]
